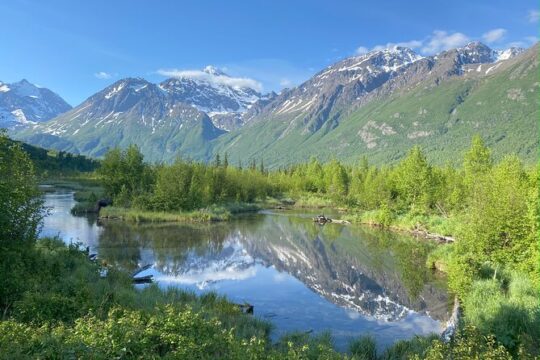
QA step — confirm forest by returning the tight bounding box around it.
[0,130,538,359]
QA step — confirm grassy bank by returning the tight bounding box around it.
[2,238,522,359]
[100,202,261,223]
[343,209,460,239]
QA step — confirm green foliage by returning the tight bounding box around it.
[0,130,43,248]
[0,130,44,314]
[99,147,275,214]
[415,326,515,360]
[349,335,377,360]
[2,129,539,358]
[98,145,155,203]
[426,244,454,272]
[392,145,434,213]
[379,334,438,360]
[15,137,99,176]
[461,273,540,355]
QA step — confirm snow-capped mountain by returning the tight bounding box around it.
[211,41,537,167]
[13,41,536,165]
[159,66,264,130]
[493,47,525,61]
[0,79,71,129]
[17,77,224,160]
[242,46,427,133]
[450,41,524,64]
[237,42,527,134]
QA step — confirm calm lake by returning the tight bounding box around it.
[40,188,451,350]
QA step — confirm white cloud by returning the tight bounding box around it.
[156,66,262,91]
[94,71,113,79]
[356,40,422,55]
[528,9,540,23]
[421,30,470,54]
[373,40,423,51]
[355,46,369,55]
[482,28,507,43]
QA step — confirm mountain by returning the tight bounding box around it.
[159,66,265,131]
[13,42,537,166]
[210,42,537,167]
[16,78,225,160]
[0,79,71,128]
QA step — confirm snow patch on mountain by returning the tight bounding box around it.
[0,79,71,129]
[158,66,265,130]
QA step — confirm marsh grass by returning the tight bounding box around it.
[100,202,261,223]
[348,335,377,360]
[426,244,454,272]
[462,272,540,355]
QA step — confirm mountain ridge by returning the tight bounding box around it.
[11,41,538,166]
[0,79,72,128]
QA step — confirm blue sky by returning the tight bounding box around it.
[1,0,538,105]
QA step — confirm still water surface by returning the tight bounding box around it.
[41,189,450,350]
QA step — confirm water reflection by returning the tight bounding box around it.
[41,191,451,350]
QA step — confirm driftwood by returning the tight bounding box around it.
[411,228,455,243]
[313,215,350,225]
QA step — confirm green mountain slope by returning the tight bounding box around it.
[211,45,538,167]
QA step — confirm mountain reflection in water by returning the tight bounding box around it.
[42,191,451,350]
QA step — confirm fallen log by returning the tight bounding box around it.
[313,215,350,225]
[313,214,332,224]
[412,229,455,243]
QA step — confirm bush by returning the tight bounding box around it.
[416,326,513,360]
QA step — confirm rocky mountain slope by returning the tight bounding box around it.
[14,67,270,161]
[160,66,265,131]
[211,42,538,166]
[0,79,71,128]
[17,77,224,160]
[13,42,538,166]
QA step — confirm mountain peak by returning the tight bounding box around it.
[0,79,71,127]
[494,47,525,61]
[203,65,226,76]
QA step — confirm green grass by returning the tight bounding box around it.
[100,206,231,223]
[348,335,377,360]
[426,244,454,273]
[379,334,439,360]
[100,202,261,223]
[290,193,341,209]
[461,272,540,356]
[343,210,459,238]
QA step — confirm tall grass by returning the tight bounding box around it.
[462,272,540,355]
[100,206,231,223]
[349,335,377,360]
